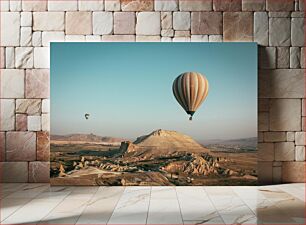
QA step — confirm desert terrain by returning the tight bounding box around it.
[50,130,257,186]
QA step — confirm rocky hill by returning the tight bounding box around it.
[134,129,206,149]
[120,129,210,159]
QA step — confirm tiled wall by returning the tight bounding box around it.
[0,0,305,184]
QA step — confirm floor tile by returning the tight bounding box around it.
[2,198,65,224]
[147,187,183,224]
[176,187,217,221]
[108,187,150,224]
[76,186,125,224]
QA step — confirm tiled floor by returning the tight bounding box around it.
[0,183,305,224]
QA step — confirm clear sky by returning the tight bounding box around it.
[51,42,257,142]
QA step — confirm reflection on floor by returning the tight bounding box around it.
[0,183,304,224]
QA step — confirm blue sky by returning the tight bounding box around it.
[51,43,257,142]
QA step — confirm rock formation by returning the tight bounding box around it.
[120,129,210,159]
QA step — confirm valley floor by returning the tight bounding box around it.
[0,183,305,224]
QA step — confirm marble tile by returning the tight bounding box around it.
[0,183,28,199]
[0,69,24,98]
[6,132,36,161]
[232,187,266,200]
[277,184,305,202]
[40,188,97,224]
[76,186,124,224]
[5,184,49,199]
[29,161,50,183]
[0,184,305,224]
[16,114,28,131]
[176,187,216,221]
[0,198,33,222]
[282,162,306,182]
[2,197,65,224]
[274,197,305,223]
[37,131,50,161]
[147,187,183,224]
[25,69,50,98]
[183,217,225,225]
[258,187,296,204]
[256,204,296,224]
[108,187,150,224]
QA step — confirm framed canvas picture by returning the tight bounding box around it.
[50,43,257,186]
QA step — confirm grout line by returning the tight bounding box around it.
[174,187,185,225]
[230,186,262,222]
[0,184,33,222]
[145,186,152,225]
[37,185,76,223]
[1,184,51,223]
[105,186,126,225]
[74,186,101,224]
[202,186,227,225]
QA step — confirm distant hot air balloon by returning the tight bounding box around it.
[85,113,90,120]
[172,72,209,121]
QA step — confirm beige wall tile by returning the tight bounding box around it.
[258,161,273,185]
[0,162,28,182]
[114,12,135,35]
[93,12,113,35]
[25,69,50,98]
[27,115,41,131]
[254,12,268,46]
[121,0,153,11]
[242,0,265,11]
[16,99,41,115]
[105,0,120,11]
[179,0,212,11]
[213,0,242,11]
[29,161,50,182]
[223,12,253,42]
[275,142,295,161]
[33,12,65,31]
[155,0,178,11]
[173,12,190,30]
[66,12,92,35]
[6,132,36,161]
[48,0,78,11]
[258,143,274,161]
[0,69,24,98]
[16,114,27,131]
[259,69,304,98]
[1,12,20,46]
[266,0,294,11]
[22,0,47,11]
[79,0,104,11]
[37,131,50,161]
[282,162,305,182]
[270,99,301,131]
[269,18,291,46]
[264,132,286,142]
[0,99,15,131]
[191,12,222,35]
[136,12,160,35]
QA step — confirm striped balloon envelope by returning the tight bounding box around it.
[172,72,209,120]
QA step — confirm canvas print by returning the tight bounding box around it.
[51,43,257,186]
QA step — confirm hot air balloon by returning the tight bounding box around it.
[85,113,90,120]
[172,72,209,120]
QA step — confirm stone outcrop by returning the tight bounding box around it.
[162,153,232,177]
[120,141,138,153]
